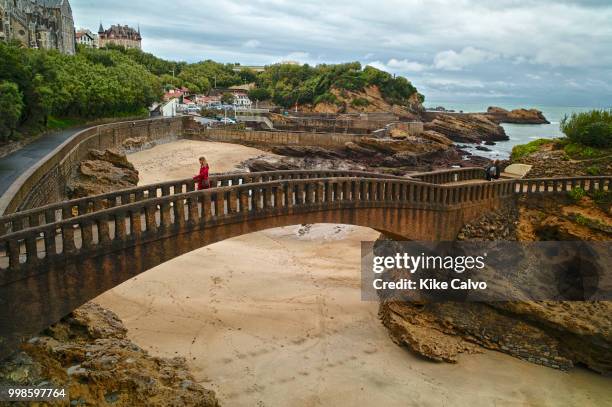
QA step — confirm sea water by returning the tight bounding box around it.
[424,102,609,159]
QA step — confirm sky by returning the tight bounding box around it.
[72,0,612,107]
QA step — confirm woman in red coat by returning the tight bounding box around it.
[193,156,210,190]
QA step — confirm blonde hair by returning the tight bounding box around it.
[199,156,208,165]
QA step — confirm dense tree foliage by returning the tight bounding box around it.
[0,42,162,139]
[254,62,421,108]
[561,110,612,148]
[0,81,24,140]
[0,41,422,141]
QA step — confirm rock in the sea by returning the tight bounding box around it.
[424,113,509,144]
[66,148,139,198]
[487,106,550,124]
[0,303,219,407]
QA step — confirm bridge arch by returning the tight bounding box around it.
[0,172,609,357]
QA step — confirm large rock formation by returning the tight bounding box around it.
[66,148,139,198]
[0,303,219,406]
[424,113,509,144]
[379,142,612,374]
[487,106,550,124]
[309,85,422,120]
[242,132,481,173]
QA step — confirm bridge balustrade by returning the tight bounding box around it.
[0,170,407,236]
[411,167,486,184]
[0,176,521,275]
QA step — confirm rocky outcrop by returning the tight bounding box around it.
[424,113,509,144]
[380,193,612,374]
[309,85,422,120]
[515,144,612,179]
[487,106,550,124]
[66,148,139,198]
[0,303,219,406]
[248,134,483,173]
[380,299,612,372]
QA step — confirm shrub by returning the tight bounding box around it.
[248,88,270,101]
[591,189,612,204]
[563,142,602,159]
[560,109,612,148]
[585,165,601,175]
[350,97,370,107]
[568,187,586,202]
[510,138,552,161]
[313,92,338,105]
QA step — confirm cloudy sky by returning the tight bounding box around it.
[72,0,612,107]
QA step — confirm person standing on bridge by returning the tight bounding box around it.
[194,156,210,190]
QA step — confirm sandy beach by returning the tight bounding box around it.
[95,140,612,406]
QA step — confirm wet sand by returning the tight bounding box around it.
[95,140,612,406]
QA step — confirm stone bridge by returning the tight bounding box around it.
[0,117,610,359]
[0,168,609,357]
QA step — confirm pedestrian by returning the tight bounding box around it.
[485,162,497,181]
[193,156,210,190]
[494,160,501,180]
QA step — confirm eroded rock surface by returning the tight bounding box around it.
[66,148,139,198]
[0,303,219,407]
[424,113,509,144]
[380,193,612,374]
[487,106,550,124]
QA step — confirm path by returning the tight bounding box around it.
[0,127,86,195]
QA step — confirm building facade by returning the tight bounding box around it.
[0,0,75,54]
[75,28,97,48]
[98,23,141,49]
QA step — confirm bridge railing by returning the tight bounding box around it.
[0,176,519,276]
[513,176,611,194]
[0,170,408,236]
[1,174,609,275]
[411,167,486,184]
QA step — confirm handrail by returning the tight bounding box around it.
[0,170,408,235]
[0,175,521,274]
[0,174,608,280]
[410,167,486,184]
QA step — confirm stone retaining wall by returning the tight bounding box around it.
[0,118,183,215]
[184,121,365,148]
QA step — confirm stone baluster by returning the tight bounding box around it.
[81,220,94,249]
[188,197,200,223]
[228,190,238,214]
[62,224,76,254]
[115,212,127,240]
[176,198,187,226]
[130,209,142,238]
[202,194,213,221]
[98,215,111,244]
[7,239,21,269]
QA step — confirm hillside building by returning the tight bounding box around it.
[98,23,141,49]
[75,28,97,48]
[0,0,75,54]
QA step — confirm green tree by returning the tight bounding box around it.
[561,110,612,148]
[221,92,235,104]
[0,81,24,140]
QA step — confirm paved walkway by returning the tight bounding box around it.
[0,127,85,196]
